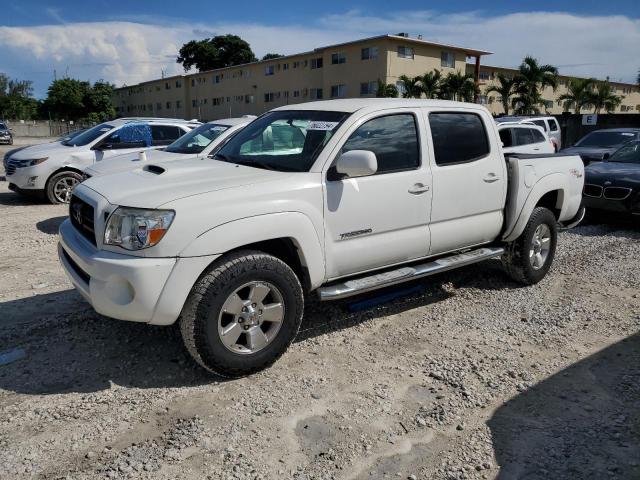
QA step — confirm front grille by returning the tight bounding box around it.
[603,187,632,201]
[69,195,96,246]
[61,248,90,285]
[583,184,603,198]
[6,164,16,175]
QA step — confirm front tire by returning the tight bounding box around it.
[46,171,82,204]
[502,207,558,285]
[180,250,304,378]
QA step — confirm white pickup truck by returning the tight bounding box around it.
[58,99,585,377]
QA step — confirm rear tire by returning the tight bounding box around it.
[180,250,304,378]
[502,207,557,285]
[46,171,82,204]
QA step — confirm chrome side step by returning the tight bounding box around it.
[317,247,505,301]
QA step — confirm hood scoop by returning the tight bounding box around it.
[143,164,165,175]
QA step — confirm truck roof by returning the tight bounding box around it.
[272,98,486,113]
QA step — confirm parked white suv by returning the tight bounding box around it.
[5,118,200,203]
[83,117,254,179]
[496,116,561,151]
[58,99,584,377]
[497,123,555,155]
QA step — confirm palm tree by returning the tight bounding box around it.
[397,75,422,98]
[419,69,441,99]
[512,56,559,114]
[486,73,517,115]
[375,79,399,98]
[440,71,476,102]
[557,77,595,113]
[589,81,623,113]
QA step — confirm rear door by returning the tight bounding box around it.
[323,109,432,279]
[426,110,506,254]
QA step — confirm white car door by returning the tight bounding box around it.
[323,110,432,279]
[426,110,506,254]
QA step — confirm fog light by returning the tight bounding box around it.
[27,176,38,186]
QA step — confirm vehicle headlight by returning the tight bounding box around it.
[28,157,48,166]
[12,158,48,168]
[104,207,175,250]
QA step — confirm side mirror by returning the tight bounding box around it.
[335,150,378,178]
[602,152,610,160]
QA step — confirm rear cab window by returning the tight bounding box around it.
[429,112,490,165]
[151,125,183,146]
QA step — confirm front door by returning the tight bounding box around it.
[323,111,432,280]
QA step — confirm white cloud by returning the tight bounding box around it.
[0,11,638,98]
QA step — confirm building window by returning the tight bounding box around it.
[264,92,275,103]
[245,95,255,104]
[166,101,172,109]
[165,82,171,90]
[148,103,153,111]
[331,53,346,64]
[176,100,181,109]
[360,81,378,96]
[213,75,221,84]
[477,95,488,105]
[361,47,379,60]
[310,88,323,100]
[212,97,223,106]
[544,100,554,109]
[396,81,406,97]
[292,90,300,98]
[175,80,182,88]
[156,102,162,111]
[311,57,323,69]
[293,61,300,68]
[441,51,455,68]
[191,99,197,107]
[191,79,195,87]
[397,46,414,59]
[283,63,289,70]
[479,70,491,81]
[265,65,275,76]
[331,84,347,98]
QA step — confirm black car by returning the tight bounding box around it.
[0,122,13,145]
[561,128,640,165]
[582,140,640,215]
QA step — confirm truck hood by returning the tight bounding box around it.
[85,149,190,177]
[10,141,68,159]
[82,158,290,208]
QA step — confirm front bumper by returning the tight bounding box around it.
[582,193,640,214]
[58,219,219,325]
[5,164,47,190]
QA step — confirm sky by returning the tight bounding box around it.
[2,1,639,98]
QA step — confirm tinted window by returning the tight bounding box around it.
[165,123,230,154]
[531,129,546,143]
[548,119,559,131]
[532,120,547,131]
[609,141,640,164]
[514,128,535,146]
[429,113,490,165]
[577,131,638,147]
[342,114,419,173]
[64,123,114,146]
[151,125,182,145]
[105,123,152,148]
[499,128,513,148]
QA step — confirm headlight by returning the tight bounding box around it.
[28,157,48,166]
[12,158,48,168]
[104,207,175,250]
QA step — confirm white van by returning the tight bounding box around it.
[5,118,200,203]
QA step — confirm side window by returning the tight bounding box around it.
[429,112,490,166]
[532,120,547,131]
[531,129,546,143]
[341,114,420,174]
[106,123,151,148]
[499,128,513,148]
[151,125,182,146]
[548,119,559,131]
[514,128,535,146]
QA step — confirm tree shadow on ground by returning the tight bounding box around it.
[488,333,640,479]
[0,190,45,206]
[36,216,67,235]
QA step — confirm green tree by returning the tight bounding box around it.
[177,35,257,72]
[486,73,518,115]
[375,79,399,98]
[397,75,422,98]
[261,53,283,61]
[419,69,441,99]
[83,80,116,121]
[557,77,595,113]
[511,56,558,114]
[589,81,623,114]
[439,71,477,102]
[0,73,39,119]
[42,78,90,120]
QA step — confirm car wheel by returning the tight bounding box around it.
[46,171,82,204]
[502,207,558,285]
[180,250,304,378]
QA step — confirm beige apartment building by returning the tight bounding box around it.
[113,33,640,120]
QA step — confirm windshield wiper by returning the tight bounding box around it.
[234,159,276,171]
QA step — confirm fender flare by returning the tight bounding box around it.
[179,211,326,288]
[503,173,565,242]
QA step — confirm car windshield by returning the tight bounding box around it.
[164,123,231,154]
[63,123,114,146]
[0,123,8,131]
[213,110,349,172]
[608,142,640,164]
[576,131,637,148]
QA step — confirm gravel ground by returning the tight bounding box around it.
[1,139,639,480]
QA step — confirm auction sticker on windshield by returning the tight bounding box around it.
[308,121,339,131]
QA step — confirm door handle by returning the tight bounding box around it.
[408,183,430,194]
[483,173,500,183]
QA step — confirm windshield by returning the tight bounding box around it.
[214,110,349,172]
[576,131,637,148]
[609,142,640,164]
[0,123,8,131]
[164,123,230,154]
[63,123,114,146]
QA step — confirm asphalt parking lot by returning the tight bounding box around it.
[0,138,639,480]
